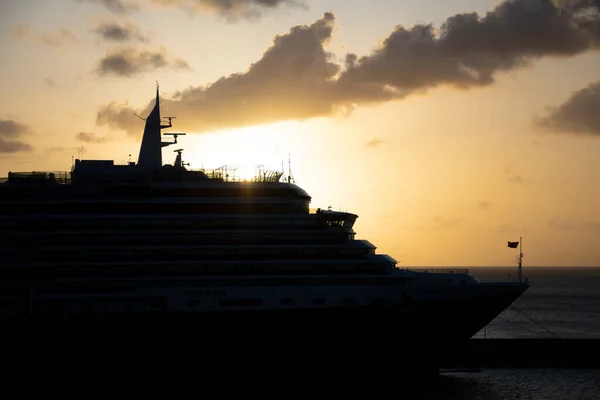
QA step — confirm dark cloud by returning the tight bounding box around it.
[534,80,600,135]
[338,0,600,94]
[95,46,190,77]
[151,0,307,19]
[96,1,600,136]
[75,132,110,143]
[0,119,33,153]
[97,12,337,135]
[0,119,28,138]
[93,21,149,42]
[76,0,138,14]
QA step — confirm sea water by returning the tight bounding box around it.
[420,266,600,400]
[469,266,600,339]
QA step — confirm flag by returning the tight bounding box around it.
[507,241,519,248]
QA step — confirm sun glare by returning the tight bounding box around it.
[232,165,261,182]
[180,122,301,177]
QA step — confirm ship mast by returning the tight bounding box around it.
[137,83,185,170]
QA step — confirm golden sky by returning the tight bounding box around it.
[1,0,600,267]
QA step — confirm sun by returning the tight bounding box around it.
[179,122,301,181]
[233,165,259,182]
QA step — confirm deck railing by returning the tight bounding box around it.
[190,167,284,183]
[2,171,71,184]
[404,268,470,274]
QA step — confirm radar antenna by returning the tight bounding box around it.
[161,116,177,129]
[161,132,186,148]
[173,148,188,168]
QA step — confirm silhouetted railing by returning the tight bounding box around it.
[4,171,71,184]
[190,167,284,183]
[405,268,470,274]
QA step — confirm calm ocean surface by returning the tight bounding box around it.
[468,266,600,339]
[417,267,600,399]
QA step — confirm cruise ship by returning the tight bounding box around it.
[0,87,530,344]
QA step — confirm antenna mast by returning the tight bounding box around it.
[518,236,523,283]
[287,153,294,184]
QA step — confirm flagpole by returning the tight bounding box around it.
[518,236,523,283]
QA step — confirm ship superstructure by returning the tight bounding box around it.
[0,87,530,345]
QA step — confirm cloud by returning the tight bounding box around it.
[97,12,338,135]
[338,0,600,94]
[478,200,491,210]
[93,21,149,42]
[150,0,307,19]
[12,24,29,39]
[95,46,190,77]
[508,174,524,184]
[96,1,600,136]
[13,24,78,46]
[549,217,600,232]
[48,145,88,155]
[40,29,78,46]
[76,0,138,14]
[431,215,464,230]
[0,119,33,153]
[496,223,522,234]
[75,132,110,143]
[504,164,527,185]
[534,80,600,135]
[365,138,384,148]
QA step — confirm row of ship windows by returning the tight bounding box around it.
[1,203,311,215]
[25,218,323,228]
[100,187,309,198]
[10,233,357,246]
[21,249,376,262]
[36,278,408,295]
[2,216,318,227]
[184,297,399,308]
[70,247,374,257]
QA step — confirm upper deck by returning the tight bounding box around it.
[0,85,300,195]
[0,86,321,221]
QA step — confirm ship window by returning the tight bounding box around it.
[343,298,355,306]
[281,298,294,306]
[312,298,325,305]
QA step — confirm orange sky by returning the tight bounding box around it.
[1,0,599,267]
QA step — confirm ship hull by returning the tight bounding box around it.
[2,281,529,381]
[5,282,527,339]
